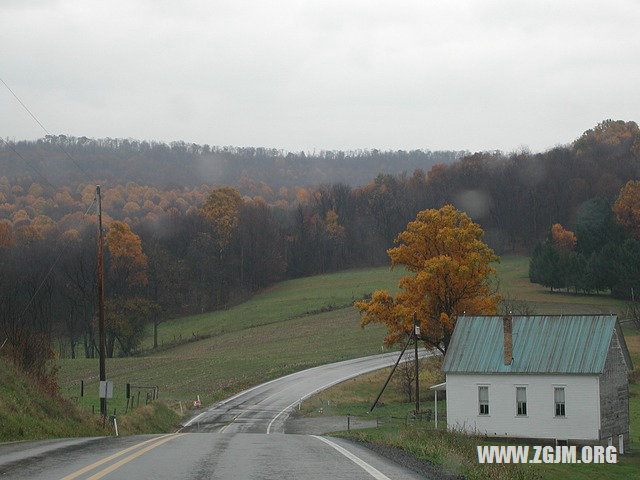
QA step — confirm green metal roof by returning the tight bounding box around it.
[442,315,618,374]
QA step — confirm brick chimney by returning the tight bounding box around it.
[503,314,513,365]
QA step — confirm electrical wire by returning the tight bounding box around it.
[0,75,94,183]
[0,137,58,191]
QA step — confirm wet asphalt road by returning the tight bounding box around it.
[0,350,431,479]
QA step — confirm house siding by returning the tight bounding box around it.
[446,373,600,441]
[599,327,630,445]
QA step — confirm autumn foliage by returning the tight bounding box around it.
[613,180,640,240]
[106,221,148,288]
[202,187,243,249]
[355,205,500,353]
[551,224,577,251]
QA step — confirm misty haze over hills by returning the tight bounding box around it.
[0,136,463,191]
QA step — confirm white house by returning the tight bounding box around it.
[441,315,632,449]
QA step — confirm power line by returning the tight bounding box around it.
[0,77,50,136]
[0,137,57,190]
[0,75,94,182]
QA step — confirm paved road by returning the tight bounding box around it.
[0,350,431,479]
[181,349,430,435]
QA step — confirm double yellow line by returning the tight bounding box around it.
[60,433,186,480]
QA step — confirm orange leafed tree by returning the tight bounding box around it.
[613,180,640,240]
[355,205,500,353]
[202,187,243,249]
[551,223,577,251]
[106,221,148,288]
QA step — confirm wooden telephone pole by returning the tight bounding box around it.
[413,312,420,414]
[96,185,107,418]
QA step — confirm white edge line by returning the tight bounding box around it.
[311,435,391,480]
[182,349,429,428]
[266,350,432,434]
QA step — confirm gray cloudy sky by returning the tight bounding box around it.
[2,0,639,152]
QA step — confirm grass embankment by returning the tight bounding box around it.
[58,267,406,414]
[0,357,182,441]
[117,402,182,435]
[0,358,106,441]
[299,257,639,480]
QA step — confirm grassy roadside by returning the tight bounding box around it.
[0,358,106,442]
[0,355,183,442]
[117,402,183,436]
[299,357,446,420]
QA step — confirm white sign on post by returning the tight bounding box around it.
[99,381,113,399]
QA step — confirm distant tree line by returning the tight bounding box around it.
[0,136,461,195]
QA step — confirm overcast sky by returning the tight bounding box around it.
[2,0,640,153]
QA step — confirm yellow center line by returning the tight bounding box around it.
[84,433,186,480]
[59,434,173,480]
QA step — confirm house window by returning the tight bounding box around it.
[478,386,489,415]
[516,387,527,416]
[554,387,566,417]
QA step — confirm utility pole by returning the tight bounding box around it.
[413,312,420,414]
[96,185,107,418]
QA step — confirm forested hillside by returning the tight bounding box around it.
[1,120,639,363]
[0,138,462,194]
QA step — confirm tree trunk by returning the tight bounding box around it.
[83,334,91,358]
[153,317,158,349]
[107,333,116,358]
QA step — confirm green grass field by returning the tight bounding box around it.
[58,266,408,413]
[496,256,627,315]
[139,266,407,351]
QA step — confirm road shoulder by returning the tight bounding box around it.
[330,435,463,480]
